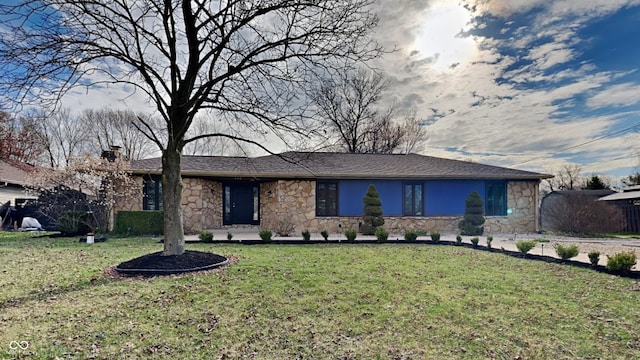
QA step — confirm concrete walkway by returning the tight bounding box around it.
[186,229,640,269]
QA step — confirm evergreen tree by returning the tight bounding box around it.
[623,171,640,187]
[458,191,485,236]
[362,184,384,235]
[583,175,609,190]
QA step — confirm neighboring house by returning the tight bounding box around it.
[0,158,36,207]
[599,186,640,233]
[120,152,551,234]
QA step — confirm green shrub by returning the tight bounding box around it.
[227,232,233,241]
[344,228,357,242]
[606,252,637,272]
[516,240,537,255]
[470,237,479,247]
[198,230,214,243]
[375,227,389,242]
[114,211,164,235]
[458,191,485,236]
[534,238,550,243]
[455,235,462,245]
[320,230,329,241]
[259,229,273,242]
[58,211,93,236]
[301,229,311,241]
[404,230,418,241]
[486,235,493,249]
[361,184,384,235]
[430,231,441,242]
[588,251,600,267]
[554,244,579,260]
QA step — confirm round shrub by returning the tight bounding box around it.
[606,252,637,272]
[375,227,389,242]
[198,230,214,243]
[344,228,357,242]
[588,251,600,267]
[404,230,418,241]
[553,243,579,260]
[516,240,537,255]
[259,229,273,242]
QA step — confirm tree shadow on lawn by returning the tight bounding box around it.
[1,252,232,309]
[0,276,118,310]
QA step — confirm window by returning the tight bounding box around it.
[143,176,163,210]
[403,183,423,216]
[316,182,338,216]
[485,181,507,216]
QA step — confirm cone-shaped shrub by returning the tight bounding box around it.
[458,191,485,236]
[362,184,384,235]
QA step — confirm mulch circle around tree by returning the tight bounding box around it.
[113,250,229,276]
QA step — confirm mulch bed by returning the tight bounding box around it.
[113,250,230,276]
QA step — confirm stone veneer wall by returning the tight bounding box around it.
[118,177,539,234]
[260,180,317,233]
[484,180,539,233]
[263,179,539,234]
[114,176,143,211]
[181,178,222,233]
[115,176,222,234]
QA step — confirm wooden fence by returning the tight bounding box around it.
[618,204,640,234]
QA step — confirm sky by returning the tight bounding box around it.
[26,0,640,180]
[371,0,640,180]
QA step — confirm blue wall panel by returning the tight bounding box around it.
[338,180,403,216]
[424,180,485,216]
[335,179,492,216]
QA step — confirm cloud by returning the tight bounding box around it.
[587,83,640,108]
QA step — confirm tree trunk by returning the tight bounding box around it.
[161,145,185,256]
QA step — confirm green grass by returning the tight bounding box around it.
[1,234,640,359]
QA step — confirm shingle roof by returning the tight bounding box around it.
[0,159,34,186]
[130,152,550,180]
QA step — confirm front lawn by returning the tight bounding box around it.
[1,234,639,359]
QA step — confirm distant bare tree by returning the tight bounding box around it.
[27,108,88,168]
[312,69,398,153]
[0,110,46,164]
[398,110,427,154]
[545,164,582,191]
[80,109,157,160]
[183,116,244,156]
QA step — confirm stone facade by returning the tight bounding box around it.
[181,178,222,233]
[260,180,317,233]
[117,176,222,233]
[119,177,539,234]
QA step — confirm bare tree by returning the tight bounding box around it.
[0,111,46,164]
[183,116,244,156]
[25,108,89,168]
[398,110,427,154]
[311,69,398,153]
[541,193,624,234]
[544,164,582,192]
[80,109,158,160]
[1,0,381,255]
